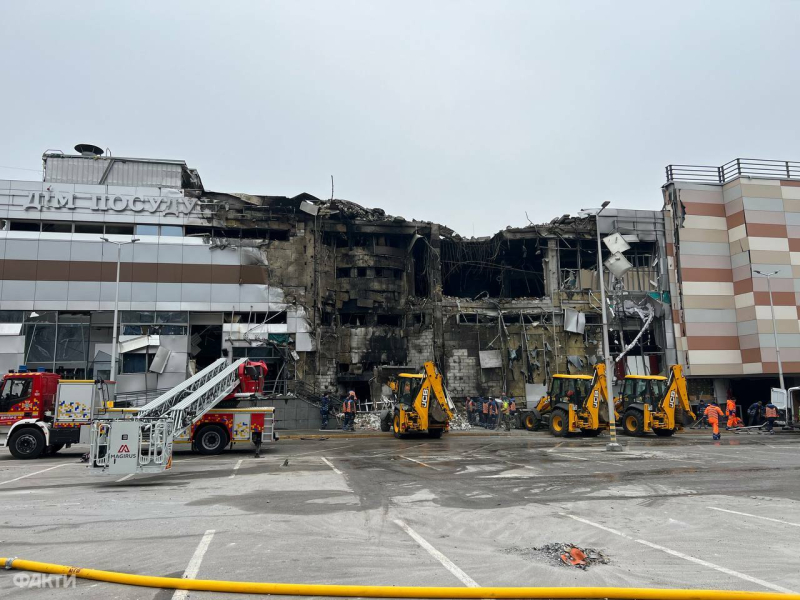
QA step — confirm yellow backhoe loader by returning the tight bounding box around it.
[547,363,618,437]
[620,364,695,437]
[520,374,594,431]
[380,362,454,439]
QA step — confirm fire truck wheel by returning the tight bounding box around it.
[195,425,229,455]
[9,428,46,459]
[47,443,65,454]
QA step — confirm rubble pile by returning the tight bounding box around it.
[449,411,473,431]
[354,412,383,431]
[505,544,609,570]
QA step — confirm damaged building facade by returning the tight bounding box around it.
[0,147,677,427]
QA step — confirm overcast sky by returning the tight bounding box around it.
[2,1,800,235]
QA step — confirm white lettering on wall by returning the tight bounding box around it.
[24,192,198,215]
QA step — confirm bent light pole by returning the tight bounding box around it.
[595,201,623,452]
[100,236,139,382]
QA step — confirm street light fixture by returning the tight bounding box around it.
[753,270,786,420]
[100,236,140,382]
[594,201,623,452]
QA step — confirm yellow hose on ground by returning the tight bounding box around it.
[2,557,797,600]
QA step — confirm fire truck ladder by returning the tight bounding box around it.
[89,358,247,475]
[169,358,247,437]
[135,358,240,420]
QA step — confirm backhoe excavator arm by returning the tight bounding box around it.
[417,362,454,429]
[659,364,695,429]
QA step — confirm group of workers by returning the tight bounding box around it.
[697,396,780,440]
[465,396,517,431]
[319,390,359,431]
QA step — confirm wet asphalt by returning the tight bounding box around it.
[1,429,799,598]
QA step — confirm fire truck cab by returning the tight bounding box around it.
[0,369,104,459]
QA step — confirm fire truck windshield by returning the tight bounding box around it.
[0,379,33,412]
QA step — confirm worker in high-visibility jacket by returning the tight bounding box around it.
[764,402,779,434]
[501,397,512,431]
[726,397,738,430]
[481,397,489,428]
[342,391,357,431]
[465,397,475,425]
[704,402,725,440]
[488,397,499,430]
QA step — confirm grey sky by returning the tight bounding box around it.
[2,1,800,235]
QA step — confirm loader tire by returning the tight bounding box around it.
[427,428,444,439]
[393,412,404,439]
[623,408,645,437]
[524,413,540,431]
[580,428,602,437]
[9,427,46,459]
[653,427,675,437]
[195,424,228,455]
[549,408,568,437]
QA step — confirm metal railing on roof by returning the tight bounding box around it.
[665,158,800,184]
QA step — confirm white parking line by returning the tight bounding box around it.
[0,463,70,486]
[229,459,243,479]
[709,506,800,528]
[400,455,439,470]
[393,519,479,587]
[562,513,794,594]
[116,474,134,483]
[321,457,342,475]
[172,529,215,600]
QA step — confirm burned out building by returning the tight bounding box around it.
[0,147,676,427]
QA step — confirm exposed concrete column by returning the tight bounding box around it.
[545,239,560,305]
[429,225,445,368]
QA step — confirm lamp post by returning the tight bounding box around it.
[754,270,786,419]
[595,201,623,452]
[100,236,139,382]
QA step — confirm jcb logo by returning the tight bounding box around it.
[592,390,599,408]
[669,391,676,409]
[421,388,429,408]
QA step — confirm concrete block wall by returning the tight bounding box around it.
[446,348,478,396]
[407,328,434,367]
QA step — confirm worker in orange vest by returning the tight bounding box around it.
[481,397,489,428]
[705,402,725,441]
[488,397,499,430]
[342,391,357,431]
[466,397,476,425]
[764,402,779,434]
[726,397,738,430]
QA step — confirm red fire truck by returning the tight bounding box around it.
[0,360,277,460]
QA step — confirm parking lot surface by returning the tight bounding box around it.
[1,431,799,598]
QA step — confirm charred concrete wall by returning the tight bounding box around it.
[204,193,673,413]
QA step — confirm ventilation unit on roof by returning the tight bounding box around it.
[74,144,104,157]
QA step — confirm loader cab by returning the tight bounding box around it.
[620,376,668,411]
[397,375,423,409]
[549,375,593,406]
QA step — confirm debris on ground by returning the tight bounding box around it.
[504,543,609,570]
[449,411,473,431]
[354,412,383,430]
